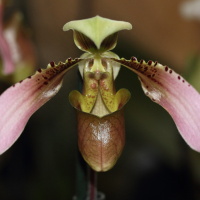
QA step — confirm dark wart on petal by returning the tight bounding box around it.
[50,61,55,67]
[140,60,144,64]
[131,57,137,62]
[165,66,168,72]
[37,68,42,73]
[148,60,152,66]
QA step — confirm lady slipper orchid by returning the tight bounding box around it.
[0,0,36,83]
[0,16,200,172]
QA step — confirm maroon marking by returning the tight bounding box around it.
[148,60,152,66]
[188,84,190,87]
[131,57,137,62]
[147,75,151,78]
[50,61,55,67]
[28,76,31,79]
[152,74,155,77]
[13,84,15,87]
[169,70,172,74]
[154,61,158,66]
[146,92,149,95]
[75,58,79,61]
[42,75,48,80]
[182,80,185,83]
[140,60,144,64]
[44,82,48,85]
[19,80,23,83]
[178,76,181,80]
[68,57,72,62]
[152,98,156,101]
[37,68,42,73]
[165,66,168,72]
[146,86,149,88]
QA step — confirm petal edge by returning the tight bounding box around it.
[111,57,200,152]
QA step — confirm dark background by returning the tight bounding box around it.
[1,0,200,199]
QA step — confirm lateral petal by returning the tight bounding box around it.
[111,57,200,152]
[0,58,81,154]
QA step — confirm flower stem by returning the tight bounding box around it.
[75,149,97,200]
[87,166,97,200]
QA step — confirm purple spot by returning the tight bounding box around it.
[44,82,48,85]
[50,61,55,67]
[28,76,31,79]
[19,80,23,83]
[68,57,72,62]
[148,60,152,66]
[146,92,149,95]
[182,80,185,83]
[178,76,181,80]
[37,68,42,73]
[146,86,149,88]
[140,60,144,64]
[131,57,137,62]
[169,70,172,74]
[42,76,48,80]
[75,58,79,61]
[165,66,168,72]
[154,61,158,66]
[152,98,156,101]
[13,84,15,87]
[188,84,190,87]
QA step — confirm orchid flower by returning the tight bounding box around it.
[0,0,36,83]
[0,16,200,172]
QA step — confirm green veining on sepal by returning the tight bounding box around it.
[63,16,132,50]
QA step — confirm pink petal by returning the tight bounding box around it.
[0,1,15,74]
[0,58,81,154]
[111,57,200,152]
